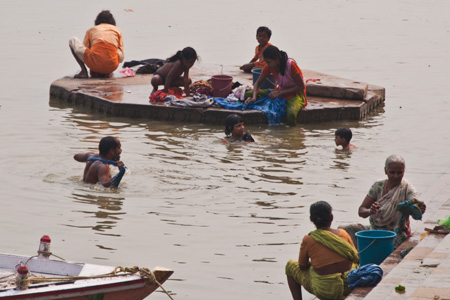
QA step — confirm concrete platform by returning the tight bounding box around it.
[49,64,385,124]
[346,174,450,300]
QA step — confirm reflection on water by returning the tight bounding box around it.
[65,190,125,237]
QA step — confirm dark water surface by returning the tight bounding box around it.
[1,1,449,299]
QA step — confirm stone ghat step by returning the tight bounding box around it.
[49,63,385,124]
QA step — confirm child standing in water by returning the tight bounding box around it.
[245,45,306,126]
[222,114,255,143]
[240,26,273,73]
[151,47,198,97]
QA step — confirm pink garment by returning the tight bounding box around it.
[277,59,297,91]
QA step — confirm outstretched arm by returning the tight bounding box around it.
[245,73,266,104]
[74,152,95,162]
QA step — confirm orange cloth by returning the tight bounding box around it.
[261,60,306,101]
[252,43,272,69]
[299,229,356,269]
[83,23,124,74]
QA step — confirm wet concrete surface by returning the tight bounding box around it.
[49,63,385,124]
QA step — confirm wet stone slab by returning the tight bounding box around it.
[49,63,385,124]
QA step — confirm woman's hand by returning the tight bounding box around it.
[370,202,381,215]
[245,97,256,105]
[268,91,281,99]
[419,202,426,214]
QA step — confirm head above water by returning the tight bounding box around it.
[95,10,116,26]
[384,154,405,172]
[310,201,333,229]
[225,114,244,137]
[256,26,272,39]
[167,47,199,64]
[335,128,352,143]
[262,45,289,75]
[99,136,121,157]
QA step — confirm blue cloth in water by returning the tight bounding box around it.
[86,157,125,187]
[213,95,286,125]
[347,264,383,289]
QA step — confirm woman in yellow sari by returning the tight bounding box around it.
[286,201,359,300]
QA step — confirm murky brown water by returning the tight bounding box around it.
[1,1,450,299]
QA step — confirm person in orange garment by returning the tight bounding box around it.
[69,10,124,78]
[240,26,272,73]
[285,201,359,300]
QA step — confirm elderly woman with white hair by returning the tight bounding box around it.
[343,155,426,247]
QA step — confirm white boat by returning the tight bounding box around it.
[0,236,173,300]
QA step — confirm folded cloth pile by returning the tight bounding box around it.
[165,93,214,108]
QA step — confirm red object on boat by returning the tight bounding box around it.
[40,235,51,243]
[16,265,28,275]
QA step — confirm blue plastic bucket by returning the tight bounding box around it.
[251,68,276,89]
[356,230,396,266]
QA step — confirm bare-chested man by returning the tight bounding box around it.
[74,136,125,187]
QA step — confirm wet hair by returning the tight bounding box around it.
[167,47,199,63]
[335,128,352,142]
[225,114,243,137]
[99,136,119,156]
[95,10,116,26]
[263,45,289,75]
[310,201,333,229]
[385,154,405,172]
[257,26,272,38]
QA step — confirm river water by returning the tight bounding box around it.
[1,0,449,299]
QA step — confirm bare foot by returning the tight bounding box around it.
[74,71,88,78]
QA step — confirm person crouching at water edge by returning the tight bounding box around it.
[245,45,306,126]
[151,47,199,97]
[69,10,124,78]
[222,114,255,143]
[74,136,126,188]
[286,201,359,300]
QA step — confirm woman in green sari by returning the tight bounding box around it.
[286,201,359,300]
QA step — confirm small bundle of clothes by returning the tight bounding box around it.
[149,88,184,103]
[165,93,214,108]
[190,80,213,96]
[347,264,383,289]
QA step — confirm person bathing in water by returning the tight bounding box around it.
[151,47,199,97]
[222,114,255,143]
[69,10,124,78]
[335,128,356,151]
[74,136,125,187]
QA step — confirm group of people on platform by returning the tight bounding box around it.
[69,11,306,126]
[70,10,426,300]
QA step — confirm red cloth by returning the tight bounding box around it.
[149,88,184,102]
